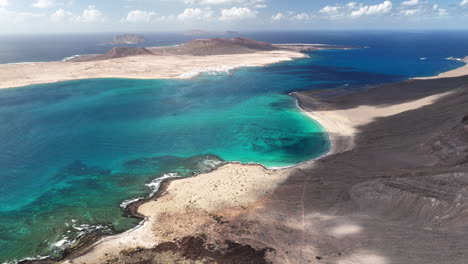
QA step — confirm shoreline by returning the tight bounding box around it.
[62,74,439,263]
[12,51,468,263]
[65,59,468,263]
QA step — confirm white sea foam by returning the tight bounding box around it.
[202,158,223,168]
[53,237,70,248]
[146,173,181,196]
[179,65,247,78]
[420,57,427,60]
[61,55,81,61]
[446,57,462,61]
[120,197,144,209]
[7,255,50,264]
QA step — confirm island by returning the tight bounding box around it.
[103,34,146,45]
[0,38,353,89]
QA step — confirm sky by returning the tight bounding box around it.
[0,0,467,33]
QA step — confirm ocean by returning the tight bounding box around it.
[0,31,467,262]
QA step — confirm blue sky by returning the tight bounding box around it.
[0,0,467,33]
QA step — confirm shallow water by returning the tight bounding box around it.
[0,31,467,262]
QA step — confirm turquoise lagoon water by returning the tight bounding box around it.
[0,69,331,262]
[1,31,468,262]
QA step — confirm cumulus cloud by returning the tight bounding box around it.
[178,8,213,20]
[185,0,266,6]
[401,0,418,6]
[75,5,104,23]
[219,7,257,21]
[0,8,45,23]
[292,13,311,20]
[50,8,72,22]
[271,12,284,21]
[0,0,8,7]
[32,0,53,8]
[122,10,156,23]
[351,1,392,17]
[399,1,448,17]
[271,11,312,22]
[461,0,468,6]
[320,5,343,17]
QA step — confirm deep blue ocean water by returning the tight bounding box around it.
[0,31,467,262]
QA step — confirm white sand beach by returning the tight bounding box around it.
[0,50,305,89]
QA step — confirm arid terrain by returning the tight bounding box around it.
[57,70,468,264]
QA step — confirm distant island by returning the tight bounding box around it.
[103,34,146,45]
[183,30,240,36]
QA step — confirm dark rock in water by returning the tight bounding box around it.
[58,161,110,177]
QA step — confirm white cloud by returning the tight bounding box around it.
[293,13,311,20]
[271,12,284,20]
[272,10,312,22]
[320,5,342,16]
[122,10,156,23]
[50,8,72,22]
[400,8,420,15]
[401,0,418,6]
[178,8,213,20]
[0,0,8,7]
[319,2,365,18]
[185,0,266,7]
[351,1,393,17]
[75,5,104,23]
[32,0,53,8]
[400,1,449,17]
[461,0,468,6]
[0,8,45,23]
[253,4,266,8]
[219,7,257,21]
